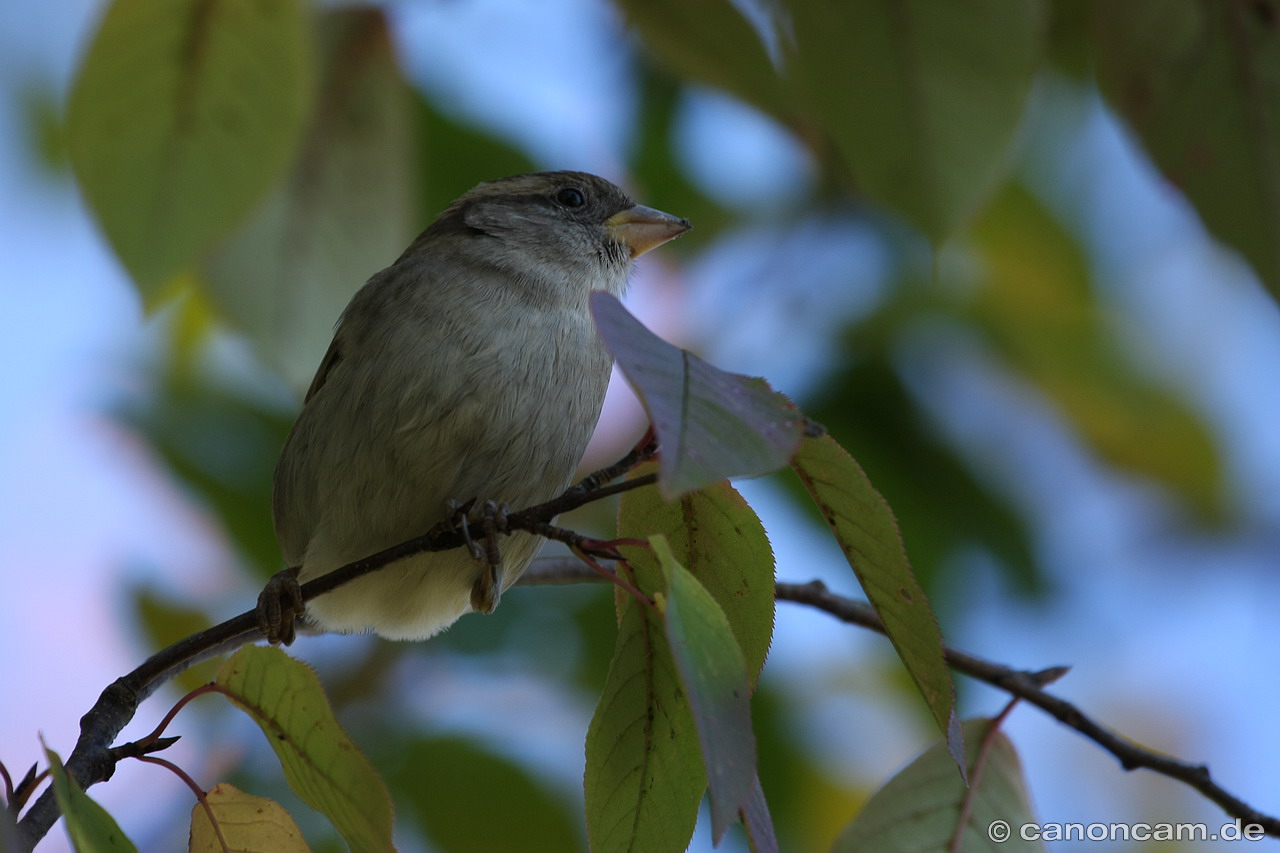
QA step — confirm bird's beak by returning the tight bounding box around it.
[606,205,692,258]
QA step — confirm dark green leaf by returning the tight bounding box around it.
[67,0,313,295]
[44,745,139,852]
[1092,0,1280,300]
[790,435,963,773]
[204,7,417,391]
[591,292,807,498]
[618,466,775,686]
[393,736,583,853]
[832,718,1044,852]
[0,795,18,851]
[583,547,704,853]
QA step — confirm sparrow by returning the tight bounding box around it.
[263,171,690,644]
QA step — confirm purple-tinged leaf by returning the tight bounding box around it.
[591,292,806,499]
[740,774,779,853]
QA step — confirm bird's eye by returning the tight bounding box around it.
[556,187,586,208]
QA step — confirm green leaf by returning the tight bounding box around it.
[190,783,312,853]
[590,292,807,498]
[970,184,1224,519]
[392,736,584,853]
[832,718,1044,853]
[44,745,139,853]
[215,646,395,853]
[583,549,704,853]
[1092,0,1280,300]
[618,466,775,686]
[651,535,759,844]
[203,6,417,391]
[783,0,1044,239]
[67,0,313,295]
[790,435,963,772]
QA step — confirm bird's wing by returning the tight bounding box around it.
[303,334,343,405]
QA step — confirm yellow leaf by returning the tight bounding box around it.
[189,784,311,853]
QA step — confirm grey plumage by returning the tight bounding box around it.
[270,171,688,640]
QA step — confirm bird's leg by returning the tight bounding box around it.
[444,497,482,560]
[257,568,305,646]
[469,500,510,613]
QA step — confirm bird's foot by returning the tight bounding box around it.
[444,498,482,559]
[445,498,511,613]
[468,500,510,613]
[257,569,304,646]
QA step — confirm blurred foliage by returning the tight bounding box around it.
[52,0,1280,848]
[617,0,1044,239]
[1091,0,1280,303]
[203,7,419,391]
[391,736,585,853]
[968,184,1223,519]
[122,337,292,579]
[18,81,69,175]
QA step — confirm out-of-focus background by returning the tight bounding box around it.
[3,1,1279,851]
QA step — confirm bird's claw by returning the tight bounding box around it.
[445,498,482,559]
[257,570,304,646]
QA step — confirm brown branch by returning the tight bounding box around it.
[773,579,1280,838]
[13,451,654,851]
